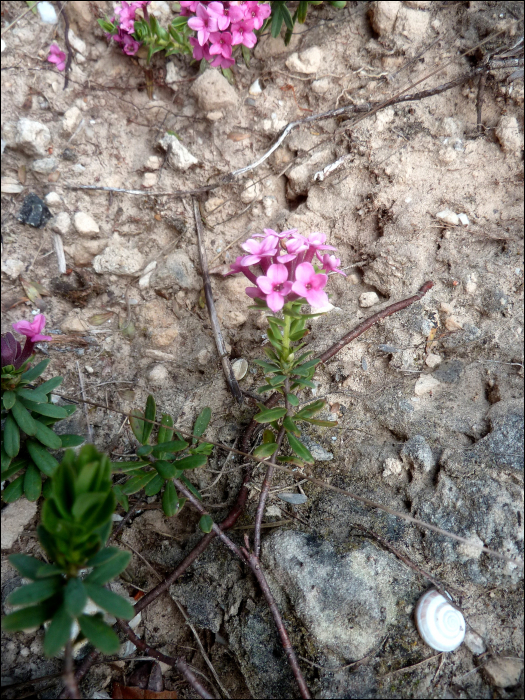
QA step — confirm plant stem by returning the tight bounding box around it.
[253,426,286,559]
[281,307,293,358]
[63,641,80,699]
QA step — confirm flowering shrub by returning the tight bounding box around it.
[1,315,84,503]
[224,228,342,465]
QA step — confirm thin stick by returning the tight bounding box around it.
[63,641,80,699]
[193,198,243,404]
[56,2,72,90]
[76,360,93,442]
[174,600,230,699]
[477,72,487,133]
[254,426,286,558]
[116,622,215,700]
[110,498,144,540]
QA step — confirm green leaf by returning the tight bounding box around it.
[1,457,26,481]
[157,413,174,446]
[111,461,147,473]
[85,550,131,585]
[121,472,156,495]
[27,440,59,477]
[283,416,301,436]
[297,0,308,23]
[171,15,189,29]
[19,399,68,419]
[291,378,316,390]
[144,473,164,496]
[180,475,202,501]
[254,407,287,424]
[37,376,63,394]
[253,443,279,459]
[64,578,87,617]
[71,492,107,519]
[7,577,63,607]
[3,390,16,409]
[4,414,20,458]
[287,393,300,407]
[221,67,234,84]
[51,463,75,518]
[162,480,179,517]
[2,603,54,631]
[59,434,85,448]
[271,2,284,37]
[83,583,134,620]
[142,395,156,445]
[2,474,25,502]
[136,445,153,457]
[98,19,116,33]
[253,359,280,372]
[155,460,180,479]
[87,546,122,568]
[8,554,45,581]
[286,434,315,464]
[34,421,62,450]
[21,359,50,382]
[198,514,213,534]
[294,358,321,372]
[11,400,38,436]
[17,388,48,403]
[277,455,305,468]
[241,43,251,67]
[193,407,212,440]
[112,484,129,512]
[36,564,63,578]
[152,440,188,456]
[129,410,145,443]
[175,455,207,470]
[289,330,306,342]
[329,1,347,7]
[301,419,339,428]
[257,384,277,394]
[268,374,287,386]
[1,446,12,473]
[190,442,213,455]
[294,400,326,420]
[44,604,73,657]
[78,614,120,655]
[24,463,42,501]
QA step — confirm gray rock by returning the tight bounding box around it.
[154,251,201,291]
[157,133,198,171]
[93,240,144,275]
[482,288,509,316]
[190,69,238,112]
[400,435,435,473]
[277,493,308,505]
[300,434,333,461]
[475,399,524,471]
[262,531,416,659]
[483,656,524,688]
[1,500,38,548]
[431,359,464,384]
[30,156,58,174]
[50,212,71,236]
[15,118,51,157]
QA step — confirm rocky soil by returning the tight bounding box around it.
[1,1,524,698]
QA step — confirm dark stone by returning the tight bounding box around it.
[475,399,524,471]
[482,288,509,316]
[17,193,52,228]
[432,359,464,383]
[61,148,77,161]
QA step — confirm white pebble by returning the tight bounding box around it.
[44,191,61,207]
[465,281,477,295]
[425,353,442,369]
[436,209,459,226]
[74,211,100,237]
[359,292,380,308]
[458,213,470,226]
[84,366,94,374]
[1,39,5,53]
[249,78,262,96]
[142,172,157,188]
[414,375,440,396]
[37,1,58,23]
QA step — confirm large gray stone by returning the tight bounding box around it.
[153,251,201,291]
[190,69,238,112]
[15,118,51,157]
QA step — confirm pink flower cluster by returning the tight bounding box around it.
[225,229,346,313]
[183,1,271,69]
[47,43,67,71]
[110,0,151,55]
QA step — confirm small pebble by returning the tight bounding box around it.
[361,357,368,371]
[359,291,380,308]
[425,353,442,369]
[74,211,100,237]
[142,172,157,188]
[378,344,401,354]
[465,281,477,295]
[1,181,23,194]
[249,78,262,96]
[414,375,440,396]
[458,213,470,226]
[84,366,94,374]
[44,191,61,207]
[37,1,58,23]
[436,209,459,226]
[277,493,308,505]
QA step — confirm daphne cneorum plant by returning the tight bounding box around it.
[2,445,134,656]
[1,315,84,503]
[224,228,344,465]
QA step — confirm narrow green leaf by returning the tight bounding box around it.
[83,583,134,620]
[44,604,73,657]
[287,393,300,407]
[2,474,25,502]
[19,399,68,419]
[112,484,129,512]
[36,564,63,578]
[155,460,179,479]
[301,418,339,428]
[3,390,16,409]
[198,514,214,533]
[289,330,307,341]
[180,475,202,501]
[254,407,287,424]
[27,440,59,477]
[253,443,279,459]
[85,550,131,585]
[64,578,87,617]
[4,414,20,458]
[121,472,156,495]
[24,463,42,501]
[271,3,284,37]
[144,473,164,496]
[111,461,147,473]
[294,400,326,420]
[21,359,50,382]
[241,43,251,67]
[257,384,277,394]
[283,416,301,436]
[193,407,212,439]
[34,421,62,450]
[37,376,63,394]
[152,440,188,456]
[253,359,280,372]
[78,614,120,654]
[291,378,316,390]
[11,400,38,436]
[51,463,76,518]
[129,410,145,443]
[7,577,63,606]
[157,413,174,445]
[277,455,305,468]
[190,442,213,455]
[87,547,122,568]
[162,480,179,517]
[175,455,207,470]
[136,445,153,457]
[2,603,54,631]
[142,395,156,444]
[17,388,48,403]
[59,434,85,448]
[268,374,287,386]
[71,492,107,519]
[263,429,276,444]
[287,434,315,464]
[297,1,308,23]
[8,554,45,581]
[1,446,12,473]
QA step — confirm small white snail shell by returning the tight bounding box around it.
[232,358,248,381]
[415,589,466,652]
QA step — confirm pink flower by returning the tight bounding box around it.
[244,1,271,30]
[188,4,218,46]
[254,228,298,239]
[301,231,337,263]
[209,31,233,58]
[12,315,52,343]
[231,16,257,47]
[180,0,201,11]
[210,55,236,69]
[47,43,67,71]
[225,256,258,283]
[120,32,141,54]
[207,1,231,30]
[285,235,309,256]
[114,1,137,33]
[241,235,278,267]
[189,36,212,60]
[257,264,293,312]
[317,253,346,276]
[292,263,329,308]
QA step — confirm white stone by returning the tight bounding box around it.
[1,39,5,53]
[62,106,82,134]
[495,115,523,154]
[138,270,155,288]
[147,364,169,385]
[312,78,331,94]
[414,375,440,396]
[158,132,198,171]
[1,258,25,279]
[142,172,157,188]
[44,191,62,206]
[30,156,58,173]
[286,47,322,75]
[382,457,404,478]
[262,196,277,217]
[68,29,87,57]
[74,211,100,237]
[206,110,224,121]
[38,1,58,23]
[51,212,72,236]
[395,5,430,39]
[145,155,162,171]
[457,533,484,560]
[15,118,51,157]
[425,353,442,369]
[191,69,238,111]
[240,178,261,204]
[1,500,38,548]
[484,657,524,688]
[458,213,470,226]
[464,630,486,656]
[93,238,145,275]
[359,291,380,308]
[465,281,477,295]
[148,0,171,24]
[165,61,182,85]
[64,239,108,265]
[436,209,459,226]
[368,1,401,35]
[249,78,262,96]
[0,181,23,194]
